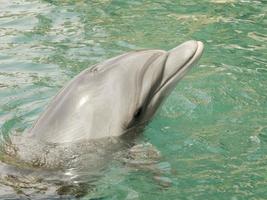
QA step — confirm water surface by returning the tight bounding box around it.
[0,0,266,199]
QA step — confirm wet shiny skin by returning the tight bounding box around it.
[0,0,266,199]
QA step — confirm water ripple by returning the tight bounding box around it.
[0,0,266,199]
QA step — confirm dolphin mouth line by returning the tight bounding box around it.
[153,41,204,96]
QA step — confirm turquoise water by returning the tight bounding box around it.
[0,0,266,199]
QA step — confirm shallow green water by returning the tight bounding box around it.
[0,0,266,199]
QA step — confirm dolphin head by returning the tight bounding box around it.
[89,40,204,134]
[126,40,204,129]
[29,40,204,143]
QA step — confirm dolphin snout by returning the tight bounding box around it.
[151,40,204,98]
[164,40,204,80]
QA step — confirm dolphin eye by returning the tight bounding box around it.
[134,107,143,119]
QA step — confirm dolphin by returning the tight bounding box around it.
[0,40,204,198]
[27,40,204,143]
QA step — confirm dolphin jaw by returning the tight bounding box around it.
[153,41,204,97]
[138,40,204,121]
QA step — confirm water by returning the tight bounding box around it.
[0,0,266,199]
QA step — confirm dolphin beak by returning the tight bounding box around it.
[155,40,204,94]
[163,40,204,85]
[140,40,204,121]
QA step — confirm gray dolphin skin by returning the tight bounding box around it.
[0,41,204,197]
[28,40,204,143]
